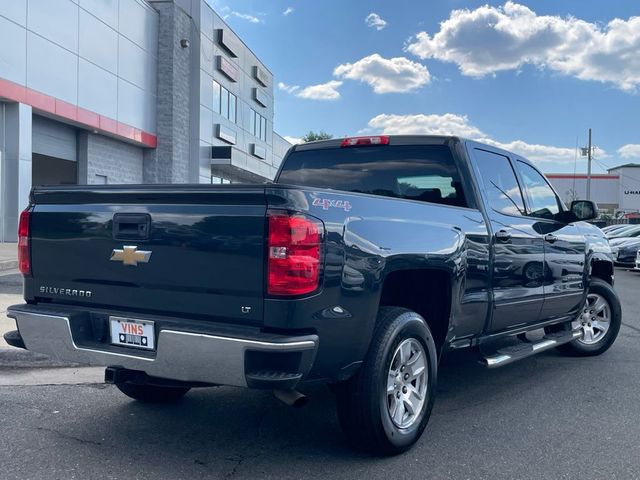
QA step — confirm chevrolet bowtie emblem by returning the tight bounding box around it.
[110,246,152,266]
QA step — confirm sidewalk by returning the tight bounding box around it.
[0,243,18,272]
[1,292,22,348]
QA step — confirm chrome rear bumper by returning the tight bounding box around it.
[7,305,318,388]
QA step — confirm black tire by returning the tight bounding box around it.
[115,382,190,403]
[555,278,621,356]
[335,307,438,455]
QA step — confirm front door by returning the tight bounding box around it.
[515,160,587,320]
[469,147,545,332]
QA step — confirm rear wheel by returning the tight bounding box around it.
[115,382,190,403]
[554,278,621,356]
[335,307,438,455]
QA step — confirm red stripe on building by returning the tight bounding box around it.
[0,77,157,148]
[546,174,619,180]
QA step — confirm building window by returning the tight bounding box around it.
[212,80,221,114]
[228,92,236,123]
[251,108,267,142]
[220,87,229,119]
[212,81,237,123]
[211,175,232,184]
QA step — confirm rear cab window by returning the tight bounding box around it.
[277,144,468,208]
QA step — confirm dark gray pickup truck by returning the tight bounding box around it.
[6,135,621,454]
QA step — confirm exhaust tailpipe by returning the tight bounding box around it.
[273,389,308,408]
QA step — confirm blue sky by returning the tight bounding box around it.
[209,0,640,173]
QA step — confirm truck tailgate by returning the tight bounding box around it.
[26,185,267,325]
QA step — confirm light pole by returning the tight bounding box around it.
[580,129,593,201]
[586,128,592,201]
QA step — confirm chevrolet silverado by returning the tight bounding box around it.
[5,135,621,454]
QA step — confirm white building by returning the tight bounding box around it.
[547,164,640,213]
[0,0,291,242]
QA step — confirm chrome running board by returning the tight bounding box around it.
[481,330,582,368]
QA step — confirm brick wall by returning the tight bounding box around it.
[79,132,143,184]
[143,1,192,184]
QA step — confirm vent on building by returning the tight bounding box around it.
[216,56,238,82]
[253,88,268,108]
[217,29,240,57]
[216,124,237,145]
[253,66,269,87]
[252,144,266,159]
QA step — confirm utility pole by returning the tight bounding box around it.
[586,128,592,201]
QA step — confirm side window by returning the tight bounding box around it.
[212,80,221,114]
[517,161,562,219]
[473,149,525,216]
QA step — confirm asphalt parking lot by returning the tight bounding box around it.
[1,268,640,480]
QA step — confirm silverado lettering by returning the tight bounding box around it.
[39,286,92,298]
[6,135,621,455]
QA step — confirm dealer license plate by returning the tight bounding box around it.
[110,317,155,350]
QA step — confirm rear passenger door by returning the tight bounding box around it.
[469,148,545,332]
[514,160,586,320]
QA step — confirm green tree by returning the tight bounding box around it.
[302,130,333,142]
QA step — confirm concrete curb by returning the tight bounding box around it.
[0,260,18,272]
[0,366,105,386]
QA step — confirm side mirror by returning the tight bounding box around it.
[570,200,598,221]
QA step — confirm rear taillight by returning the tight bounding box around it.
[267,210,323,296]
[340,135,389,147]
[18,208,30,275]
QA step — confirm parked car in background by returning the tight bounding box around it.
[602,224,628,234]
[609,229,640,247]
[609,229,640,261]
[607,225,640,239]
[612,239,640,267]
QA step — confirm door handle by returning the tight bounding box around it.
[113,213,151,240]
[495,230,511,242]
[544,234,558,243]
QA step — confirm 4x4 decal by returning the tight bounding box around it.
[312,198,352,212]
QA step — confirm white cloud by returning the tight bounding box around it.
[365,13,387,30]
[367,113,579,165]
[231,11,262,23]
[405,1,640,90]
[618,144,640,158]
[284,136,303,144]
[278,82,300,94]
[480,138,576,165]
[279,80,342,100]
[296,80,343,100]
[334,54,431,93]
[220,7,264,24]
[283,7,294,16]
[367,113,484,137]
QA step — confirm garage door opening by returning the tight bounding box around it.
[32,153,78,186]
